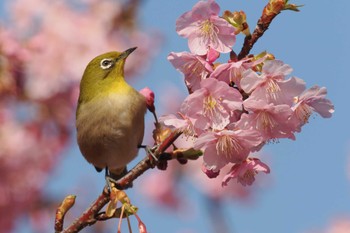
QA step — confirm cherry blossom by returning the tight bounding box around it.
[222,158,270,186]
[210,57,265,89]
[239,99,297,140]
[292,85,334,126]
[168,51,213,92]
[241,60,305,105]
[194,129,263,172]
[189,159,253,200]
[181,78,242,131]
[159,113,198,138]
[176,0,236,55]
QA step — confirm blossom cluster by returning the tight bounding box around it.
[162,0,334,187]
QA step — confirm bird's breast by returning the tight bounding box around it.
[76,90,147,169]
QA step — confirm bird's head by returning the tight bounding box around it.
[79,47,137,103]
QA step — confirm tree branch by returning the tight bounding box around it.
[237,1,284,60]
[116,131,182,189]
[60,188,110,233]
[55,131,182,233]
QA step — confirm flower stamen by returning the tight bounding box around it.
[203,95,218,117]
[256,111,277,132]
[199,20,219,43]
[295,103,312,124]
[266,79,281,101]
[216,135,243,159]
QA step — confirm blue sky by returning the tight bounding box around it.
[12,1,350,233]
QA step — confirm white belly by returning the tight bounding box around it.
[76,92,146,171]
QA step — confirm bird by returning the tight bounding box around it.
[76,47,147,188]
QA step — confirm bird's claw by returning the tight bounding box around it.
[105,169,116,192]
[139,144,159,167]
[146,145,159,164]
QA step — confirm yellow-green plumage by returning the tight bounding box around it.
[76,48,146,178]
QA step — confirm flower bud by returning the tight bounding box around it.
[135,213,148,233]
[223,10,250,36]
[202,164,220,178]
[207,47,220,64]
[138,221,148,233]
[264,0,303,17]
[265,0,285,16]
[139,87,155,112]
[284,3,303,12]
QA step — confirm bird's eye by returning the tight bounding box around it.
[100,59,113,69]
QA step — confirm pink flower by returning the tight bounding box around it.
[210,57,265,89]
[168,51,213,92]
[239,99,297,140]
[194,129,263,172]
[292,85,334,126]
[139,87,155,112]
[241,60,305,106]
[222,158,270,186]
[159,112,197,137]
[181,78,243,131]
[187,158,253,200]
[176,0,236,55]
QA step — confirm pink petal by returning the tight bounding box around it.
[241,69,262,93]
[207,47,220,63]
[262,60,293,77]
[309,98,335,118]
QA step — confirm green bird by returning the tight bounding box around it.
[76,47,146,186]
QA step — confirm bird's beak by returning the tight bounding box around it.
[119,47,137,60]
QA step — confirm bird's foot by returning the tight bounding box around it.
[105,169,114,192]
[105,168,132,191]
[138,144,159,167]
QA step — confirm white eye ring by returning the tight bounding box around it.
[100,58,114,69]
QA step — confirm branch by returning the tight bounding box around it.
[55,195,76,233]
[116,131,182,189]
[56,130,182,233]
[60,188,110,233]
[238,0,289,60]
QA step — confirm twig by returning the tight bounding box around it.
[61,188,110,233]
[116,131,182,189]
[238,1,284,60]
[57,131,182,233]
[55,195,76,233]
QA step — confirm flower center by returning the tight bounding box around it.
[203,95,218,116]
[241,169,255,183]
[178,112,196,137]
[266,79,281,100]
[295,103,312,124]
[256,111,277,132]
[199,19,218,42]
[216,134,243,159]
[184,60,208,80]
